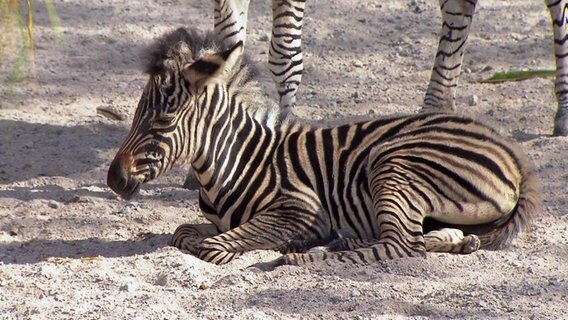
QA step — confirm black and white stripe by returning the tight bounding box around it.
[107,29,541,268]
[213,0,568,135]
[214,0,305,109]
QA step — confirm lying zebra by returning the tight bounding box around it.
[213,0,568,135]
[107,28,541,270]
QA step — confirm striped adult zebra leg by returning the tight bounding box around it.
[269,0,306,108]
[547,0,568,136]
[422,0,478,112]
[185,0,251,190]
[214,0,251,48]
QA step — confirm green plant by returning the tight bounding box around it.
[479,69,556,83]
[0,0,61,83]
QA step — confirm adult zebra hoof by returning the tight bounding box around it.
[553,107,568,136]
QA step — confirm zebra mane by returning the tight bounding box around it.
[141,28,276,117]
[142,28,216,75]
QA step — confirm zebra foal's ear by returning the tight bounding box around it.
[182,41,244,92]
[220,41,244,72]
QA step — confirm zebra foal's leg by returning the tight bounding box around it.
[546,0,568,136]
[170,223,220,255]
[188,208,330,265]
[304,228,480,254]
[424,228,480,254]
[251,226,482,271]
[250,172,429,271]
[269,0,306,109]
[422,0,478,112]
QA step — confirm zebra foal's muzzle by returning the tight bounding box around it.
[107,153,142,199]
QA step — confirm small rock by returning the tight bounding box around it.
[120,281,139,292]
[259,32,270,42]
[96,105,128,121]
[199,282,211,290]
[353,60,364,68]
[65,195,90,204]
[351,289,361,297]
[548,277,560,286]
[155,273,168,286]
[467,95,479,106]
[47,200,60,209]
[397,47,412,57]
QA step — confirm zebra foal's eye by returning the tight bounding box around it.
[153,114,176,126]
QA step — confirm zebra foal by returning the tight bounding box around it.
[107,29,541,269]
[214,0,568,135]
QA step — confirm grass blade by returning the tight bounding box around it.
[479,69,556,83]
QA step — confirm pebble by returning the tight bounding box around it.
[467,95,479,106]
[199,282,211,290]
[548,277,560,286]
[155,273,168,286]
[47,200,60,209]
[120,280,139,292]
[96,105,128,121]
[352,60,364,68]
[259,32,270,42]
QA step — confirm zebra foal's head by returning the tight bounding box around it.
[107,28,244,199]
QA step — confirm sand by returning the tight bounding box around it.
[1,0,566,319]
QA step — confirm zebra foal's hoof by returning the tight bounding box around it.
[461,235,481,254]
[246,257,286,272]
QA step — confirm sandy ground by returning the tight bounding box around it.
[1,0,567,319]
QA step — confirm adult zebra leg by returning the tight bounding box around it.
[547,0,568,136]
[214,0,251,47]
[183,0,252,189]
[422,0,478,112]
[269,0,306,109]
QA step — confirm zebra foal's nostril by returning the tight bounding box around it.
[107,155,131,194]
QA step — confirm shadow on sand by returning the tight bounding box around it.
[0,233,172,264]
